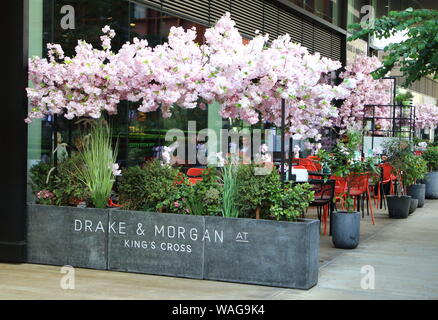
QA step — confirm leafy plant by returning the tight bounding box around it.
[348,8,438,87]
[269,182,315,222]
[235,164,281,219]
[383,139,413,195]
[29,154,90,206]
[395,90,413,105]
[402,154,428,186]
[422,146,438,172]
[159,167,223,216]
[75,122,118,208]
[328,130,378,211]
[52,154,90,206]
[29,161,55,196]
[118,159,180,211]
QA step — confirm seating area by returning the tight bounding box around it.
[181,154,399,236]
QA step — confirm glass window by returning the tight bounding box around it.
[28,0,280,190]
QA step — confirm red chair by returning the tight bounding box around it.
[330,175,347,211]
[308,179,336,236]
[349,173,375,225]
[187,167,206,185]
[187,168,205,177]
[293,158,321,179]
[376,163,395,208]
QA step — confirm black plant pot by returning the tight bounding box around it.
[386,195,411,219]
[407,184,426,208]
[331,211,360,249]
[409,198,418,215]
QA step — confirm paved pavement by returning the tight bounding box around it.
[0,200,437,300]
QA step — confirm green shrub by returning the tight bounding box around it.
[29,161,55,195]
[235,164,281,219]
[157,167,222,216]
[269,182,315,222]
[118,160,180,211]
[422,146,438,172]
[403,154,428,186]
[29,155,90,206]
[52,154,90,206]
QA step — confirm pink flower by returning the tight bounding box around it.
[174,201,180,208]
[37,190,55,199]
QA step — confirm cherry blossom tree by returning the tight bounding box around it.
[26,13,356,146]
[415,103,438,130]
[337,55,392,132]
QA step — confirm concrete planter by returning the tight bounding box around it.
[27,204,320,290]
[27,204,109,270]
[331,211,360,249]
[425,172,438,199]
[407,184,426,208]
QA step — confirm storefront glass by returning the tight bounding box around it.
[27,0,250,173]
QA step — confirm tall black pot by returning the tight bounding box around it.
[407,184,426,208]
[331,211,360,249]
[425,172,438,199]
[409,198,418,215]
[386,195,411,219]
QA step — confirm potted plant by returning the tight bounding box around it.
[404,154,428,210]
[422,146,438,199]
[326,130,377,249]
[383,139,412,219]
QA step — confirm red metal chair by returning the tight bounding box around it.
[376,163,395,208]
[308,179,336,236]
[293,158,321,179]
[330,175,347,211]
[349,173,375,225]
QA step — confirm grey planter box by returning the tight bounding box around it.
[27,204,320,290]
[27,204,109,270]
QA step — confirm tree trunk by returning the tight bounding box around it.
[256,207,261,220]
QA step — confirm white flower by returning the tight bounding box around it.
[259,144,269,154]
[110,163,122,176]
[418,142,428,149]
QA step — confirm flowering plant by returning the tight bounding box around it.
[337,55,392,132]
[36,189,55,205]
[26,13,356,149]
[415,104,438,130]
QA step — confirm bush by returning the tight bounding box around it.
[29,155,90,206]
[117,160,180,211]
[269,182,315,221]
[52,154,90,206]
[157,167,222,216]
[422,146,438,172]
[403,154,428,186]
[235,164,281,218]
[29,161,55,195]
